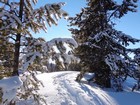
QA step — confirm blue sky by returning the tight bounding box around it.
[34,0,86,40]
[34,0,140,48]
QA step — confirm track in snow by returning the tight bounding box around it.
[38,71,118,105]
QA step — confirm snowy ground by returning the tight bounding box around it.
[34,71,140,105]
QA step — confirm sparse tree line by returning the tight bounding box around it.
[0,0,140,104]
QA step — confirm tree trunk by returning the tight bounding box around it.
[95,68,111,88]
[12,0,24,76]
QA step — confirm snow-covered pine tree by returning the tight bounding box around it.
[0,0,68,76]
[69,0,140,89]
[129,48,140,91]
[20,37,78,72]
[50,38,78,71]
[0,0,68,104]
[43,38,78,72]
[134,48,140,67]
[0,36,14,78]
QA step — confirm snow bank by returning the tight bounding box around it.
[0,76,22,105]
[36,71,140,105]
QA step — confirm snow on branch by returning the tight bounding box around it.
[47,38,78,48]
[105,54,123,71]
[23,2,68,33]
[0,10,22,30]
[20,37,77,72]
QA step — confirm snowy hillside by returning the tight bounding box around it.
[17,71,140,105]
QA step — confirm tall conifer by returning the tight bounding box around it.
[69,0,139,89]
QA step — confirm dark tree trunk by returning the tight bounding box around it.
[95,68,111,88]
[13,34,21,76]
[12,0,24,76]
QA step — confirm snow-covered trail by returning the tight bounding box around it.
[37,71,118,105]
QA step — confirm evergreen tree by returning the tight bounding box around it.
[134,48,140,67]
[20,37,78,72]
[0,0,68,104]
[69,0,139,89]
[0,0,68,76]
[45,38,78,71]
[130,48,140,91]
[0,36,14,78]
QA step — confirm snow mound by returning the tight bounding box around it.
[0,76,22,105]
